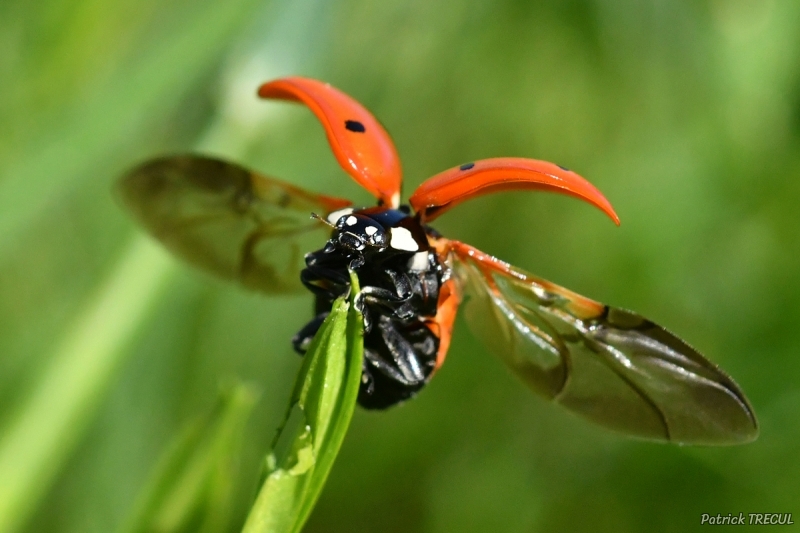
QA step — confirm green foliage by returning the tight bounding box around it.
[243,272,363,533]
[120,383,258,533]
[0,238,175,533]
[1,1,799,533]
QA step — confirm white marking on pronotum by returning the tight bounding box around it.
[345,215,358,226]
[327,207,354,225]
[407,251,429,271]
[389,227,419,252]
[365,225,378,236]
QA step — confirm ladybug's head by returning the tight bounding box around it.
[332,213,388,252]
[321,206,427,257]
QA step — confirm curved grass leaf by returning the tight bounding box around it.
[118,382,259,533]
[242,271,364,533]
[0,0,263,256]
[0,237,175,533]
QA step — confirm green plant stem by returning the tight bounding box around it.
[242,271,364,533]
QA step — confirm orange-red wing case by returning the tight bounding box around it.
[259,77,402,208]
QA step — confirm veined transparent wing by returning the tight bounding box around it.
[117,155,350,293]
[449,241,757,445]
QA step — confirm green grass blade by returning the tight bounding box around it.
[293,271,364,530]
[241,298,349,533]
[0,0,262,256]
[242,272,364,533]
[118,382,259,533]
[0,236,175,533]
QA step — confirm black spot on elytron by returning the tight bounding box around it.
[557,164,570,171]
[345,120,366,133]
[459,162,475,171]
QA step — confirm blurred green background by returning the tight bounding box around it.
[1,0,798,532]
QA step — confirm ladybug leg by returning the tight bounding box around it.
[291,311,329,354]
[355,284,407,333]
[355,270,416,318]
[301,257,350,298]
[363,316,428,386]
[300,266,345,297]
[385,269,413,299]
[349,254,366,270]
[355,285,408,310]
[357,316,439,409]
[383,270,417,318]
[363,348,417,386]
[322,238,365,269]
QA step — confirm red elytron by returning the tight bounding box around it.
[119,76,757,444]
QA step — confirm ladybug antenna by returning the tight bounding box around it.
[311,212,335,229]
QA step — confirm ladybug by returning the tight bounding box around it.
[118,77,757,444]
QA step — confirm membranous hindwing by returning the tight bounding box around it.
[117,155,351,293]
[457,257,568,398]
[453,243,757,445]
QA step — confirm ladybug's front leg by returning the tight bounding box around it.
[300,257,350,299]
[354,269,416,327]
[291,311,329,354]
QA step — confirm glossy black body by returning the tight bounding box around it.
[293,206,445,409]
